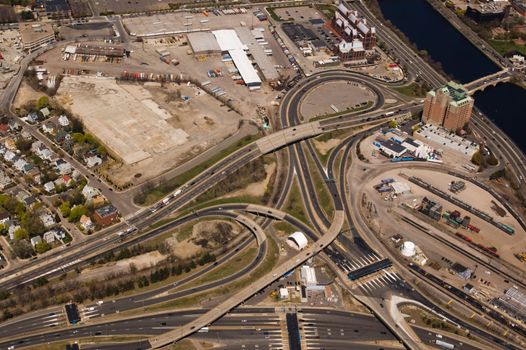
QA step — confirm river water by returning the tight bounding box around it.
[378,0,526,152]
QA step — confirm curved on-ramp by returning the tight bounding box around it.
[148,210,345,348]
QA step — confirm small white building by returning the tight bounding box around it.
[287,231,308,250]
[30,235,42,247]
[43,181,55,193]
[279,287,289,299]
[82,185,100,201]
[85,155,102,168]
[300,265,317,287]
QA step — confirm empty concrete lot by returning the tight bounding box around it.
[56,75,240,185]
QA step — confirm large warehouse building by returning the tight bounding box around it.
[187,27,279,88]
[212,29,262,89]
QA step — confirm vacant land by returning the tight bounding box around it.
[56,75,240,186]
[166,220,242,259]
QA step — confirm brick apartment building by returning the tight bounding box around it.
[332,1,376,62]
[422,81,474,131]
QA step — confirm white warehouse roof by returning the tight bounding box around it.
[228,49,261,86]
[212,29,246,51]
[287,231,308,250]
[213,29,261,87]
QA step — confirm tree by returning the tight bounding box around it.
[471,150,482,166]
[15,138,32,152]
[389,120,398,129]
[60,201,71,217]
[20,10,33,21]
[36,96,49,110]
[68,205,87,222]
[21,214,45,236]
[0,224,6,236]
[35,241,51,254]
[12,239,34,259]
[13,227,29,241]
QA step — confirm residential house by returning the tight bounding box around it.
[93,205,118,227]
[0,123,9,135]
[85,155,102,168]
[55,130,68,144]
[30,235,42,247]
[40,107,50,118]
[82,185,100,201]
[8,120,21,131]
[4,138,16,151]
[43,230,57,244]
[54,177,65,187]
[43,229,66,244]
[55,159,72,175]
[43,181,55,193]
[40,213,56,229]
[0,212,10,225]
[42,121,57,134]
[0,170,12,190]
[71,169,82,180]
[62,175,74,186]
[14,158,29,172]
[33,141,54,161]
[26,169,42,185]
[58,115,70,127]
[92,195,106,207]
[79,214,94,231]
[22,195,37,208]
[24,112,39,124]
[8,224,21,240]
[20,130,32,140]
[3,151,16,162]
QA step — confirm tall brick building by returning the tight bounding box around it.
[422,81,474,131]
[333,1,376,62]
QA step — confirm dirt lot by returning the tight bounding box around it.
[0,29,23,89]
[166,220,241,259]
[56,75,240,186]
[78,251,166,282]
[300,80,378,119]
[13,81,46,109]
[59,22,114,41]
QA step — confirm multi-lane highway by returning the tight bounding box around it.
[0,307,400,350]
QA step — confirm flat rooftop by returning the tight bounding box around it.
[235,26,279,81]
[187,31,220,53]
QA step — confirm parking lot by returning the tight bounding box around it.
[123,10,258,37]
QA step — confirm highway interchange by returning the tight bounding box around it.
[1,1,526,350]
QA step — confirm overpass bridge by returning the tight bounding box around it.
[464,69,512,94]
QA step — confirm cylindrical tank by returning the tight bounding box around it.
[401,241,416,257]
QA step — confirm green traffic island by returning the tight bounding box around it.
[392,82,429,98]
[118,236,280,316]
